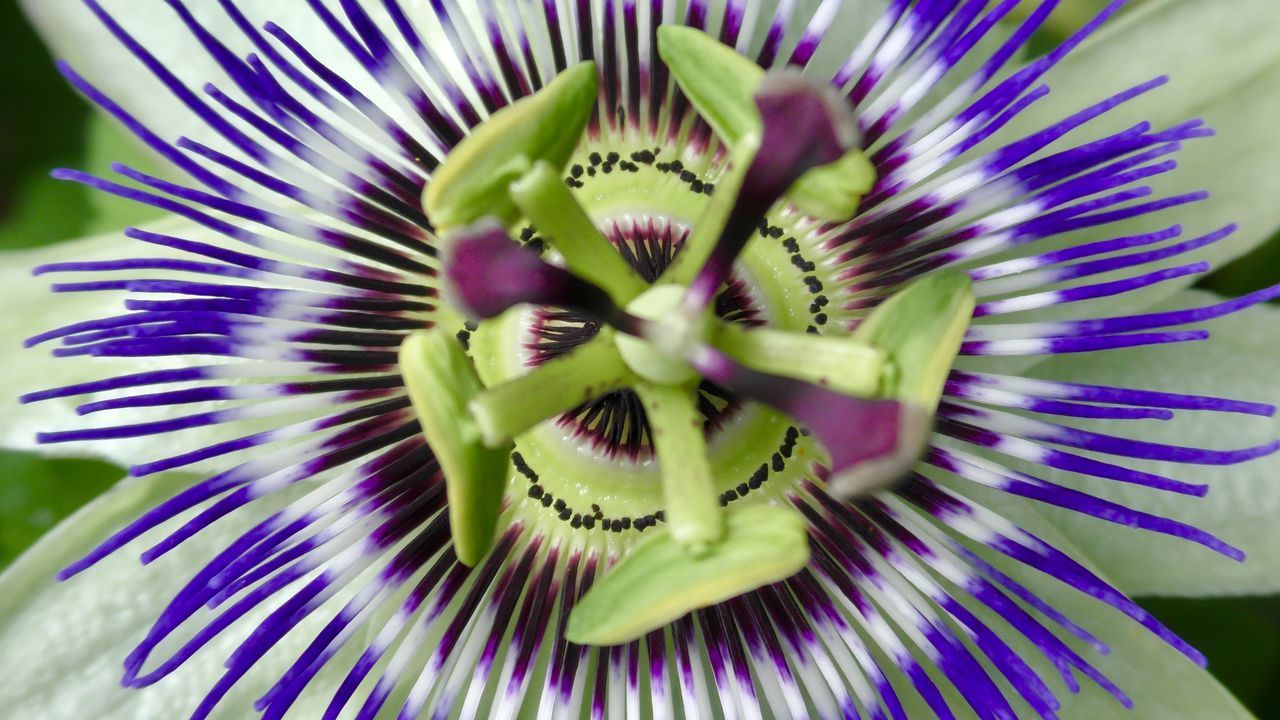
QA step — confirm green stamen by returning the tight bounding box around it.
[468,334,636,447]
[635,382,723,549]
[787,150,878,223]
[423,62,599,233]
[399,329,511,566]
[406,24,976,648]
[808,272,972,499]
[714,324,887,397]
[565,504,810,646]
[509,160,648,304]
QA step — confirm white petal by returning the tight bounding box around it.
[1005,290,1280,598]
[0,472,354,719]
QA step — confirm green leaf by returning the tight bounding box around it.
[0,71,172,254]
[566,504,809,646]
[81,115,168,235]
[1005,290,1280,598]
[0,451,119,569]
[0,174,93,252]
[20,1,368,151]
[0,113,171,249]
[0,472,363,719]
[399,329,511,566]
[1140,595,1280,712]
[0,0,93,252]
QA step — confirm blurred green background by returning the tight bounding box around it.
[0,1,1277,716]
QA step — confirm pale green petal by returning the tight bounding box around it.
[1001,290,1280,598]
[0,472,355,720]
[898,496,1254,719]
[987,0,1280,321]
[1,219,253,471]
[1021,509,1254,720]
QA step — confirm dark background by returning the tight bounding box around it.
[1,2,1277,715]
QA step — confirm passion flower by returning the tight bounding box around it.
[4,1,1280,718]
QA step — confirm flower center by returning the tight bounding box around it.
[466,182,810,529]
[400,28,976,646]
[617,285,704,384]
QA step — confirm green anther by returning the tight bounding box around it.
[616,285,704,384]
[565,504,810,646]
[657,25,873,223]
[634,382,723,549]
[657,25,765,145]
[423,62,599,232]
[714,324,888,397]
[468,334,636,447]
[787,150,877,222]
[399,329,511,567]
[854,270,976,410]
[509,160,648,304]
